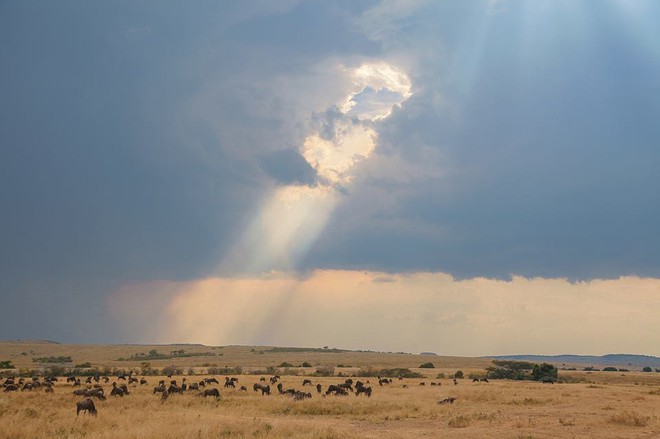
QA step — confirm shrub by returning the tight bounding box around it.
[454,370,464,379]
[75,362,92,368]
[583,366,599,371]
[436,372,446,379]
[162,365,183,376]
[419,362,435,369]
[302,362,312,368]
[311,366,335,377]
[642,367,652,372]
[532,363,558,381]
[603,367,618,372]
[0,361,14,369]
[278,362,294,368]
[487,360,534,380]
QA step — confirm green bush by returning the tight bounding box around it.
[278,362,294,368]
[419,362,435,369]
[302,362,312,368]
[642,367,652,372]
[0,361,14,369]
[603,367,618,372]
[532,363,558,381]
[454,370,464,379]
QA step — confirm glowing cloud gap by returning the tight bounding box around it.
[220,62,412,274]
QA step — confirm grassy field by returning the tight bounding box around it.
[1,341,660,438]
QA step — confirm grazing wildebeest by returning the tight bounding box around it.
[84,388,106,400]
[277,383,284,394]
[167,384,184,394]
[453,379,458,385]
[204,378,219,385]
[76,398,97,416]
[283,388,297,396]
[102,376,109,383]
[316,384,322,394]
[472,378,479,382]
[378,378,391,386]
[302,379,312,386]
[260,377,266,382]
[4,384,19,392]
[269,375,280,384]
[202,388,220,398]
[355,386,372,397]
[325,385,348,396]
[292,391,311,400]
[542,378,555,384]
[140,378,148,385]
[239,386,247,392]
[480,378,489,383]
[153,385,167,394]
[73,389,88,396]
[129,377,138,385]
[67,376,77,383]
[188,383,199,391]
[73,379,81,387]
[45,386,54,393]
[253,383,270,395]
[224,377,235,388]
[419,382,426,386]
[438,397,457,405]
[21,383,34,391]
[430,382,437,386]
[338,382,353,392]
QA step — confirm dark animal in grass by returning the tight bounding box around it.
[204,378,219,385]
[202,388,220,398]
[302,379,312,386]
[325,385,348,396]
[84,388,106,400]
[260,377,266,382]
[277,383,284,394]
[542,378,555,384]
[378,378,392,386]
[355,386,372,397]
[140,378,148,385]
[338,383,353,392]
[45,386,54,393]
[224,377,235,388]
[67,376,77,383]
[239,386,247,392]
[316,384,322,394]
[472,378,479,382]
[4,384,19,392]
[253,383,270,395]
[102,376,109,383]
[198,380,206,387]
[283,388,297,396]
[21,383,34,391]
[480,378,489,383]
[167,384,184,394]
[153,385,167,394]
[419,382,426,386]
[73,389,87,396]
[188,383,199,391]
[158,380,165,387]
[438,397,457,405]
[344,379,353,386]
[292,391,312,400]
[76,398,97,416]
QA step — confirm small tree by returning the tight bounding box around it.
[419,362,435,369]
[302,362,312,367]
[642,367,652,372]
[532,363,558,381]
[454,370,464,379]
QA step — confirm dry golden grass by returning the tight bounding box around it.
[1,342,660,438]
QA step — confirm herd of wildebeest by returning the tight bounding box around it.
[1,371,468,417]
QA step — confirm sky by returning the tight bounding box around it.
[1,0,659,356]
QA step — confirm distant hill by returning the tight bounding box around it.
[489,354,660,368]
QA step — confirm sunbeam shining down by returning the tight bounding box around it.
[220,62,412,275]
[139,62,414,344]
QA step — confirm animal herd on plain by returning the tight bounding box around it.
[0,371,498,417]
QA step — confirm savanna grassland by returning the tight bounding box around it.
[1,341,660,439]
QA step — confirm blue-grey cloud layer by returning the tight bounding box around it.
[1,1,659,341]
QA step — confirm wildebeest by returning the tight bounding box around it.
[542,378,555,384]
[325,385,348,396]
[204,378,219,385]
[438,397,457,405]
[76,398,97,416]
[355,386,372,397]
[224,377,235,388]
[378,378,392,386]
[302,379,312,386]
[45,386,54,393]
[84,388,106,400]
[316,384,322,394]
[419,382,426,386]
[239,386,247,392]
[140,378,148,385]
[188,383,199,391]
[3,384,19,392]
[292,391,312,401]
[201,388,220,398]
[253,383,270,395]
[167,384,184,394]
[153,385,167,394]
